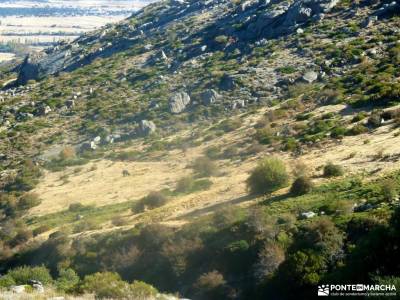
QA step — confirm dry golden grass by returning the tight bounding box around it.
[31,104,400,232]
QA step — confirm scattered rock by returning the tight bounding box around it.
[232,100,246,110]
[138,120,157,136]
[302,70,318,83]
[201,89,221,105]
[37,105,52,116]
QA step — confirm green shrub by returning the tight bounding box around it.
[7,266,53,285]
[347,124,368,135]
[351,112,368,123]
[0,275,15,288]
[56,268,80,292]
[80,272,129,299]
[290,177,313,196]
[255,127,274,145]
[282,138,300,152]
[321,199,354,216]
[323,163,344,178]
[277,66,297,74]
[129,281,158,299]
[247,157,289,194]
[330,127,347,138]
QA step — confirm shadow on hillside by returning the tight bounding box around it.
[260,193,291,206]
[177,194,255,220]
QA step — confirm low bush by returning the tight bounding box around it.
[33,225,51,236]
[192,156,218,177]
[323,163,344,177]
[347,124,368,136]
[255,127,274,145]
[17,193,41,210]
[290,176,313,196]
[247,157,289,194]
[56,268,80,292]
[321,199,354,216]
[133,191,168,213]
[73,219,99,233]
[6,266,53,285]
[80,272,129,299]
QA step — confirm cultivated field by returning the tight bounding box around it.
[0,52,16,62]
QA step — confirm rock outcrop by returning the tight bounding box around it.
[169,92,191,114]
[248,0,339,39]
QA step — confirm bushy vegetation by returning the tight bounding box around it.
[133,191,169,213]
[290,176,313,196]
[247,157,289,194]
[192,156,218,177]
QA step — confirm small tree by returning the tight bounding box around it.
[247,157,289,194]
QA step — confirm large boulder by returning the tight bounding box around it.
[16,54,43,85]
[138,120,157,136]
[169,92,191,114]
[10,285,25,294]
[201,89,221,105]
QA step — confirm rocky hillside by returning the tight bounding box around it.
[1,0,400,299]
